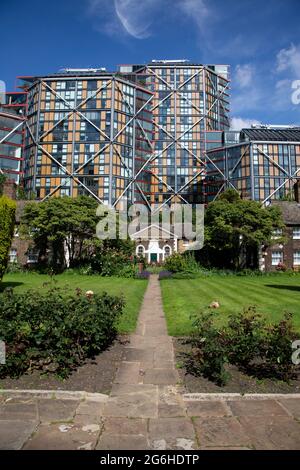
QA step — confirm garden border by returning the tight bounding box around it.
[183,393,300,401]
[0,389,109,401]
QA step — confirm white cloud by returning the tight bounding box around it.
[276,44,300,77]
[88,0,160,39]
[230,117,261,131]
[231,63,264,114]
[88,0,212,39]
[114,0,159,39]
[178,0,211,31]
[235,64,254,88]
[272,78,294,111]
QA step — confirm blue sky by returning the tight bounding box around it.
[1,0,300,128]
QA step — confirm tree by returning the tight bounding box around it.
[0,195,16,280]
[200,189,285,269]
[21,196,99,271]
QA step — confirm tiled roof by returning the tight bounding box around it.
[242,128,300,142]
[272,201,300,224]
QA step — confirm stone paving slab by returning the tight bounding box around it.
[23,422,102,450]
[143,368,179,385]
[0,420,38,450]
[0,399,38,421]
[96,434,150,450]
[278,398,300,419]
[237,415,300,450]
[37,398,80,423]
[185,400,232,418]
[228,399,288,417]
[103,392,158,418]
[114,362,141,384]
[194,416,253,449]
[158,403,186,417]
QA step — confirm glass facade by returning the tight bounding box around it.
[206,136,300,203]
[23,74,152,206]
[120,62,230,205]
[0,110,25,183]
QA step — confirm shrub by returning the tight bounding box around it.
[182,252,201,272]
[185,308,297,385]
[164,252,187,273]
[0,196,16,281]
[187,311,229,386]
[164,252,201,274]
[0,285,124,378]
[90,246,138,278]
[117,263,137,278]
[227,307,266,368]
[5,262,24,274]
[265,313,297,381]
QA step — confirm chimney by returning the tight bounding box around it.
[2,179,17,200]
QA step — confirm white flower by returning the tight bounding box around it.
[85,290,94,298]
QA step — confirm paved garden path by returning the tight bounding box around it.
[0,275,300,449]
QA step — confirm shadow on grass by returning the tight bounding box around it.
[265,284,300,292]
[0,282,24,293]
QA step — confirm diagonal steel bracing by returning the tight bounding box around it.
[25,78,157,206]
[135,65,230,209]
[25,65,230,212]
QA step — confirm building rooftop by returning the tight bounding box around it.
[242,127,300,142]
[17,72,152,93]
[272,201,300,225]
[18,71,114,83]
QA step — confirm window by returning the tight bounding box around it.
[9,249,17,263]
[272,228,282,239]
[136,245,144,256]
[164,245,172,258]
[293,227,300,239]
[293,251,300,266]
[27,249,39,264]
[272,251,283,266]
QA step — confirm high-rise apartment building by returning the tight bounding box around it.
[205,126,300,204]
[119,60,230,206]
[15,60,230,207]
[0,91,27,183]
[19,70,153,207]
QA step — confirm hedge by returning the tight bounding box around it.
[0,196,16,281]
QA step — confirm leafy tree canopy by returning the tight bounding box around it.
[21,196,135,271]
[21,196,99,269]
[201,189,285,269]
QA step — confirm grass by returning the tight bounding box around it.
[160,273,300,336]
[1,272,148,334]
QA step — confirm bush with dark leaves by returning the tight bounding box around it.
[0,285,124,378]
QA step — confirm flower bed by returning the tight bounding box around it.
[0,285,124,378]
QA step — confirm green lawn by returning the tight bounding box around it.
[161,274,300,336]
[1,272,148,333]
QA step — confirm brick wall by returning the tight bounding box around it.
[264,225,300,271]
[2,185,33,267]
[2,179,16,199]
